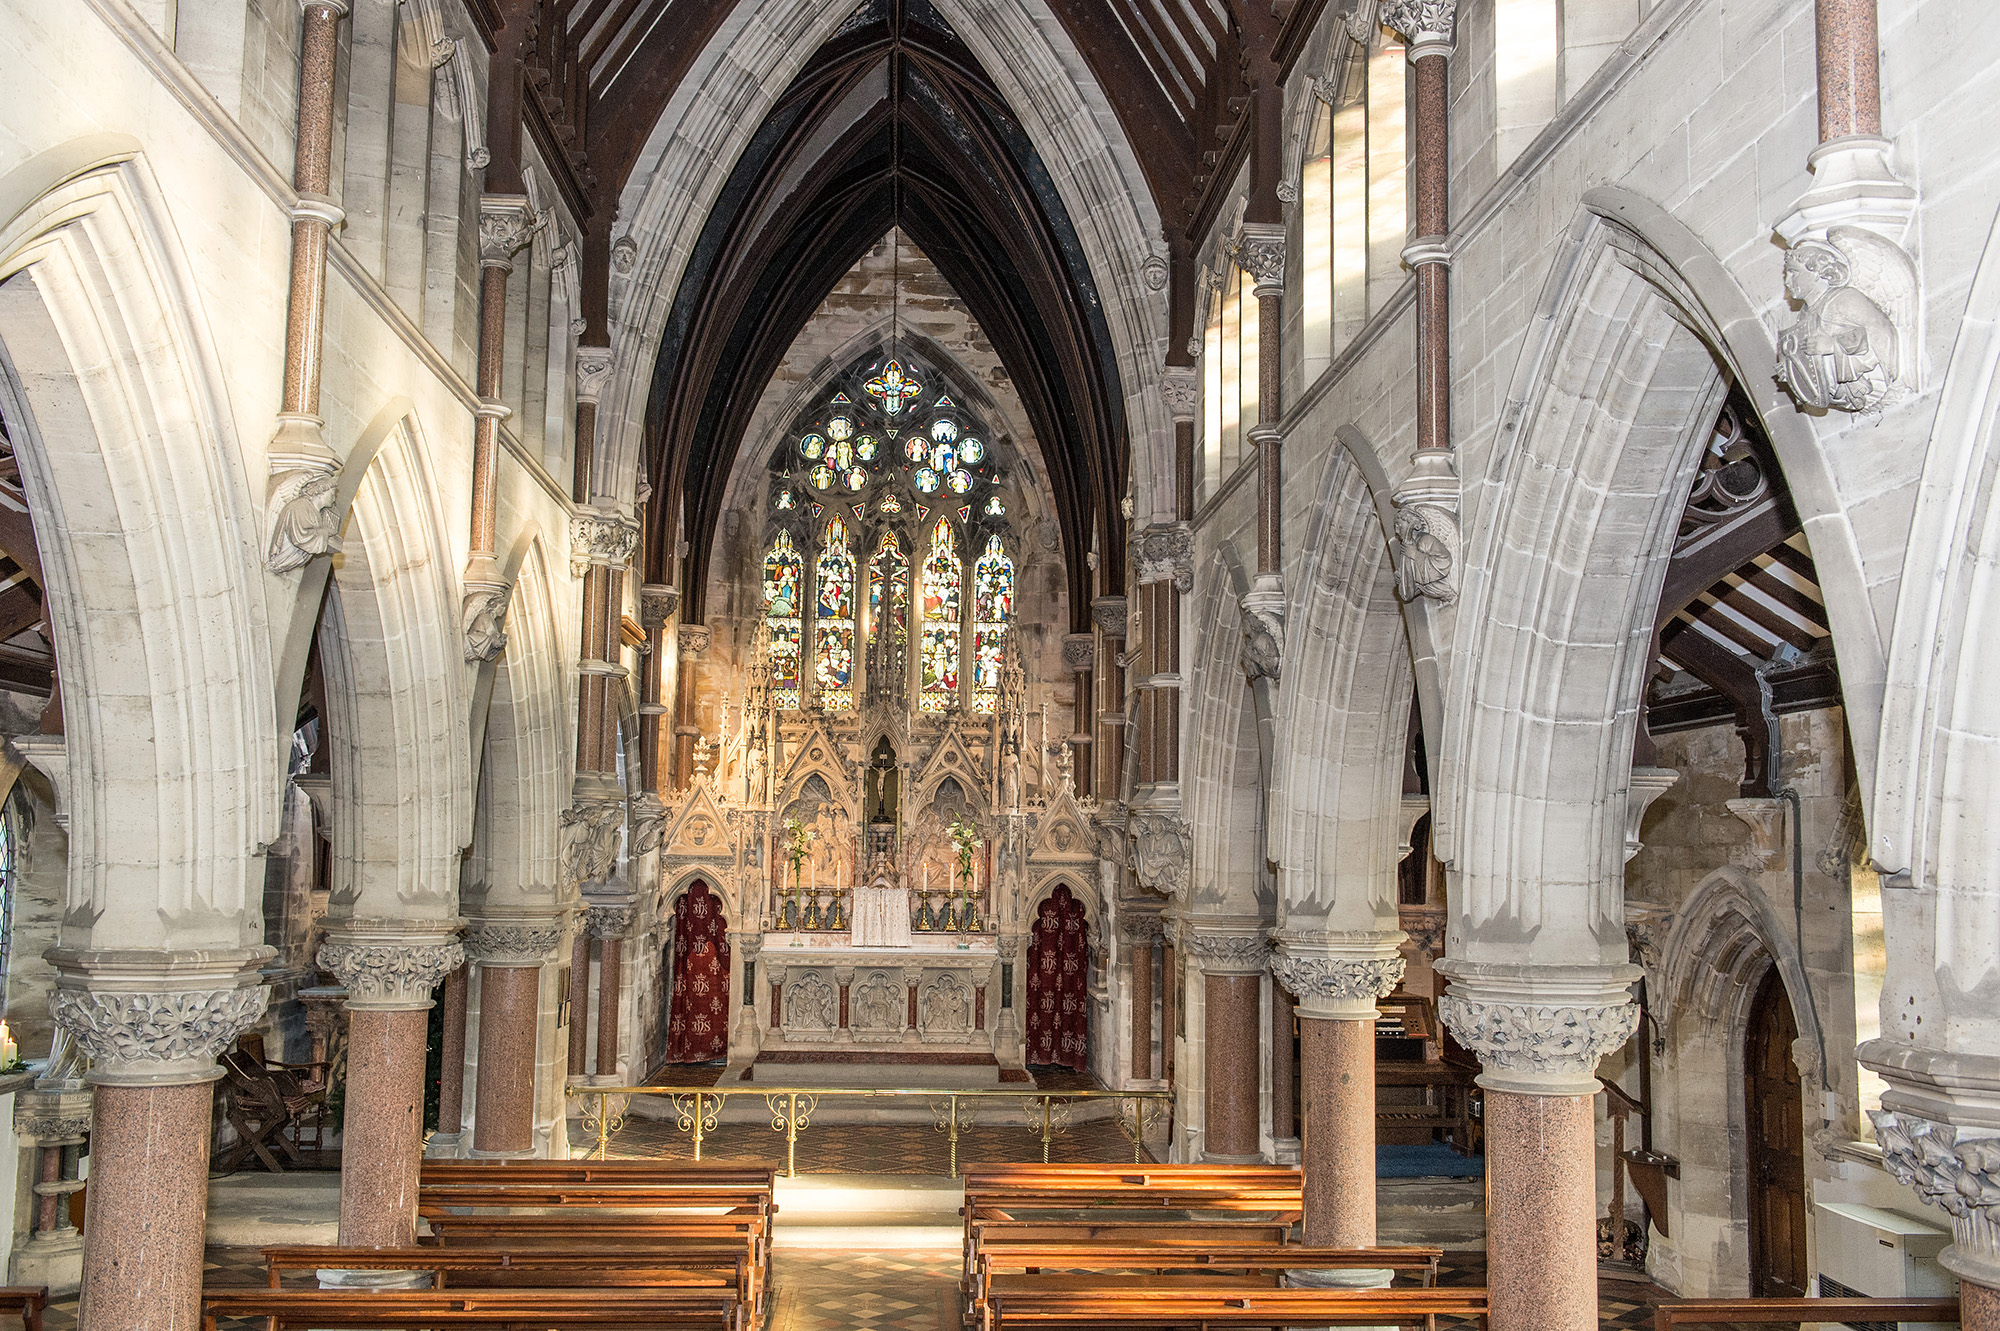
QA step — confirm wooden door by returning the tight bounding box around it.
[1745,967,1808,1297]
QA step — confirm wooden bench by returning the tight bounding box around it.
[1651,1296,1960,1328]
[421,1161,774,1187]
[968,1243,1444,1330]
[983,1284,1489,1330]
[0,1287,44,1331]
[200,1287,739,1330]
[261,1244,759,1329]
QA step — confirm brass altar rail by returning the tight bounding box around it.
[565,1085,1175,1178]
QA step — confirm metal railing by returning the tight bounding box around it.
[565,1085,1174,1178]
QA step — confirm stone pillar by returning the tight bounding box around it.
[588,903,635,1082]
[1436,966,1638,1331]
[674,624,710,790]
[1123,920,1158,1083]
[565,933,591,1078]
[1814,0,1881,140]
[318,920,465,1252]
[1134,521,1191,791]
[1062,634,1095,798]
[1093,597,1128,800]
[1269,987,1296,1148]
[431,962,469,1152]
[1234,227,1286,583]
[1869,1087,2000,1327]
[638,584,679,795]
[46,951,269,1330]
[465,917,565,1156]
[262,0,350,578]
[573,347,613,505]
[460,195,535,664]
[1271,941,1407,1247]
[1187,932,1268,1162]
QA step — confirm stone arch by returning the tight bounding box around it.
[468,531,566,909]
[0,143,279,949]
[1649,867,1824,1295]
[1183,551,1266,915]
[1027,869,1101,929]
[659,866,742,932]
[317,411,469,920]
[1270,444,1414,932]
[600,0,1170,520]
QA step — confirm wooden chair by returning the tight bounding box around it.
[0,1286,45,1331]
[212,1035,328,1174]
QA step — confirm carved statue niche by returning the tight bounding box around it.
[865,737,901,827]
[1776,226,1919,414]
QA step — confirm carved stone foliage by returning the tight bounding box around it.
[629,794,668,857]
[1776,226,1919,414]
[1379,0,1457,46]
[569,510,640,577]
[1392,503,1459,606]
[50,986,268,1085]
[1160,368,1200,421]
[266,467,343,574]
[585,903,636,940]
[1061,634,1096,672]
[461,583,511,663]
[478,195,537,270]
[1436,995,1639,1094]
[1186,932,1270,975]
[679,624,712,657]
[1137,524,1194,593]
[1128,813,1191,899]
[1233,226,1285,291]
[15,1112,92,1143]
[318,933,466,1011]
[1870,1112,2000,1229]
[1239,603,1284,683]
[466,921,565,967]
[919,972,973,1036]
[560,798,625,890]
[640,583,679,629]
[1092,597,1129,639]
[1269,955,1406,1008]
[853,971,903,1033]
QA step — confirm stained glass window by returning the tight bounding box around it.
[764,530,804,709]
[983,496,1004,516]
[920,516,962,712]
[958,437,985,464]
[814,517,856,711]
[864,359,923,414]
[799,433,825,460]
[867,529,910,702]
[970,535,1014,713]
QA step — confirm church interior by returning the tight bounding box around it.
[0,0,1993,1327]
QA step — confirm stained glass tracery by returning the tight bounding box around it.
[867,529,910,704]
[763,529,804,709]
[971,535,1014,713]
[920,517,962,712]
[814,517,856,711]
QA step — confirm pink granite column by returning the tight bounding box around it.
[566,933,591,1077]
[1300,1019,1376,1247]
[1190,935,1267,1161]
[1815,0,1882,141]
[1235,229,1285,579]
[471,967,539,1155]
[1485,1091,1597,1330]
[1126,929,1154,1082]
[1062,635,1095,799]
[319,921,464,1252]
[76,1083,213,1330]
[587,904,634,1082]
[461,197,535,659]
[1962,1280,2000,1331]
[1269,989,1298,1147]
[434,963,469,1141]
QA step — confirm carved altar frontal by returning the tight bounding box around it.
[760,943,1005,1083]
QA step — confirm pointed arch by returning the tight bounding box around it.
[1183,551,1266,917]
[0,145,278,946]
[470,533,566,908]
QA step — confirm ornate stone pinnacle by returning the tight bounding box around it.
[318,919,465,1012]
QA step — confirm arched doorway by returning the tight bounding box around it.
[1745,967,1807,1297]
[1026,886,1089,1070]
[665,881,731,1065]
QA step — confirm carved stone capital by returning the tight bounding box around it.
[570,509,640,577]
[1062,633,1096,673]
[1871,1110,2000,1287]
[679,624,712,658]
[640,583,679,629]
[1379,0,1456,56]
[1137,524,1194,593]
[14,1100,92,1144]
[1397,904,1446,960]
[585,903,636,941]
[461,580,512,664]
[1626,767,1680,862]
[478,194,537,270]
[574,347,613,405]
[1121,915,1166,945]
[1160,367,1200,422]
[1434,961,1640,1095]
[1128,813,1191,900]
[318,918,465,1012]
[266,462,343,575]
[560,797,626,890]
[1185,931,1270,976]
[45,948,274,1087]
[1092,597,1129,640]
[464,918,566,968]
[1233,224,1285,295]
[1269,932,1407,1019]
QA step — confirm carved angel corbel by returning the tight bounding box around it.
[461,583,511,663]
[1776,226,1919,414]
[266,467,342,574]
[1391,502,1458,606]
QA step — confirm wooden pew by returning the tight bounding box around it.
[984,1284,1489,1330]
[200,1286,739,1330]
[0,1287,43,1331]
[261,1244,756,1328]
[1651,1296,1960,1328]
[968,1243,1444,1330]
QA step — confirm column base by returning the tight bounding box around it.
[1202,1150,1265,1166]
[466,1145,536,1160]
[424,1131,466,1159]
[10,1229,82,1297]
[1285,1267,1395,1331]
[318,1267,430,1291]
